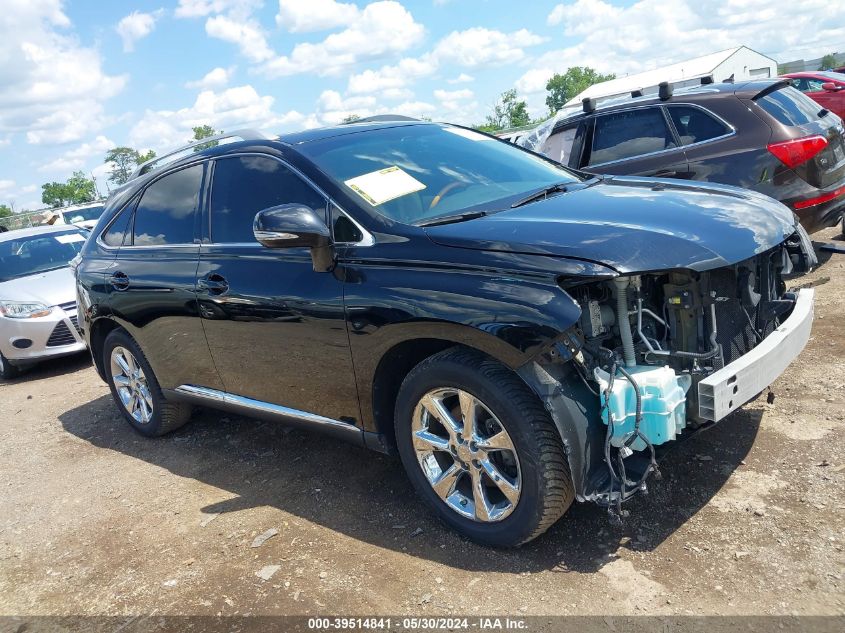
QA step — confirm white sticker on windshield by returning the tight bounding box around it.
[443,127,493,142]
[344,166,426,206]
[54,233,85,244]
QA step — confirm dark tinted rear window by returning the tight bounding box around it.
[589,108,676,165]
[667,106,731,145]
[101,202,134,247]
[756,87,823,126]
[132,165,203,246]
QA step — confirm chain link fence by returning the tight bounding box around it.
[0,209,51,232]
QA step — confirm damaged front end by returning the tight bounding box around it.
[521,227,816,523]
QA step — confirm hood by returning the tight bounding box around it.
[0,266,76,307]
[424,177,797,274]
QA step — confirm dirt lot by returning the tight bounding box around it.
[1,228,844,621]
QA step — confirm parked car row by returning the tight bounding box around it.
[516,77,845,234]
[61,121,818,546]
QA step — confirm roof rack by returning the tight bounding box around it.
[343,114,420,124]
[130,129,275,180]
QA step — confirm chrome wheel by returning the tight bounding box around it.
[411,388,521,522]
[110,346,153,424]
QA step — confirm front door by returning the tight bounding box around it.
[196,154,359,422]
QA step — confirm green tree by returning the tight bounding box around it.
[341,114,362,123]
[191,125,221,152]
[483,89,530,131]
[820,53,838,70]
[104,147,139,186]
[545,67,616,115]
[41,171,97,208]
[0,204,12,219]
[104,147,159,186]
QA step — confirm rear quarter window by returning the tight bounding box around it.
[667,106,731,145]
[756,87,823,126]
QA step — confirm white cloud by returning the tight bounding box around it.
[260,1,425,77]
[524,0,845,102]
[116,9,163,53]
[434,89,473,102]
[128,85,303,151]
[20,184,37,193]
[185,66,235,89]
[0,179,15,193]
[174,0,260,19]
[39,135,115,173]
[276,0,359,33]
[347,57,437,94]
[447,73,474,84]
[205,15,275,62]
[0,0,127,144]
[432,27,545,67]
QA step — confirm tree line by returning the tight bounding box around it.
[475,66,615,132]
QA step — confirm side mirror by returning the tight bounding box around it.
[821,82,839,91]
[254,204,334,272]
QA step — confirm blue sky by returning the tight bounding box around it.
[1,0,843,210]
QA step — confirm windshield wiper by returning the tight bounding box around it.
[510,182,571,208]
[417,210,488,227]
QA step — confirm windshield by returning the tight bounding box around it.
[0,230,87,282]
[299,124,580,225]
[66,205,104,223]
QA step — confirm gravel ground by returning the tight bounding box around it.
[1,228,843,621]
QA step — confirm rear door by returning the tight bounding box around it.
[578,106,690,178]
[665,104,747,184]
[196,154,359,422]
[108,163,223,391]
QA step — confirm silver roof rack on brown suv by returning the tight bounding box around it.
[129,129,276,180]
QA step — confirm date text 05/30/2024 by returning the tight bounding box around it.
[307,617,528,630]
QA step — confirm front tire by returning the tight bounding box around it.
[0,352,20,380]
[394,347,575,547]
[103,329,191,437]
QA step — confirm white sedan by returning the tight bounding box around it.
[0,225,88,379]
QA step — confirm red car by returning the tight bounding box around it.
[782,71,845,119]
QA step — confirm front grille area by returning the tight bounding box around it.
[46,321,77,347]
[57,301,80,333]
[710,262,779,366]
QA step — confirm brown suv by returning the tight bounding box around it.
[520,79,845,233]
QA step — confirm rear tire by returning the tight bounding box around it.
[0,352,20,380]
[394,347,575,547]
[103,329,191,437]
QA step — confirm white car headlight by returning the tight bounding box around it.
[0,300,52,319]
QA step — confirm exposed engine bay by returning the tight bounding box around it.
[568,230,815,522]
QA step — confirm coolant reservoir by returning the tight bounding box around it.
[594,365,692,451]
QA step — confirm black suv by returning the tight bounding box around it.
[519,79,845,233]
[76,122,816,546]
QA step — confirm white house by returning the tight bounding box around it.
[566,46,778,107]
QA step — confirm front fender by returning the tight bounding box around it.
[342,261,583,431]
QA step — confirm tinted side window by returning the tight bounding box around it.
[667,106,731,145]
[756,87,822,126]
[210,156,326,244]
[101,202,134,247]
[132,165,203,246]
[589,108,676,165]
[331,204,363,243]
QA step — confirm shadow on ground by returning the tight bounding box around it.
[0,352,91,387]
[59,393,760,575]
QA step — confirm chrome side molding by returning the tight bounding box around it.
[172,384,364,446]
